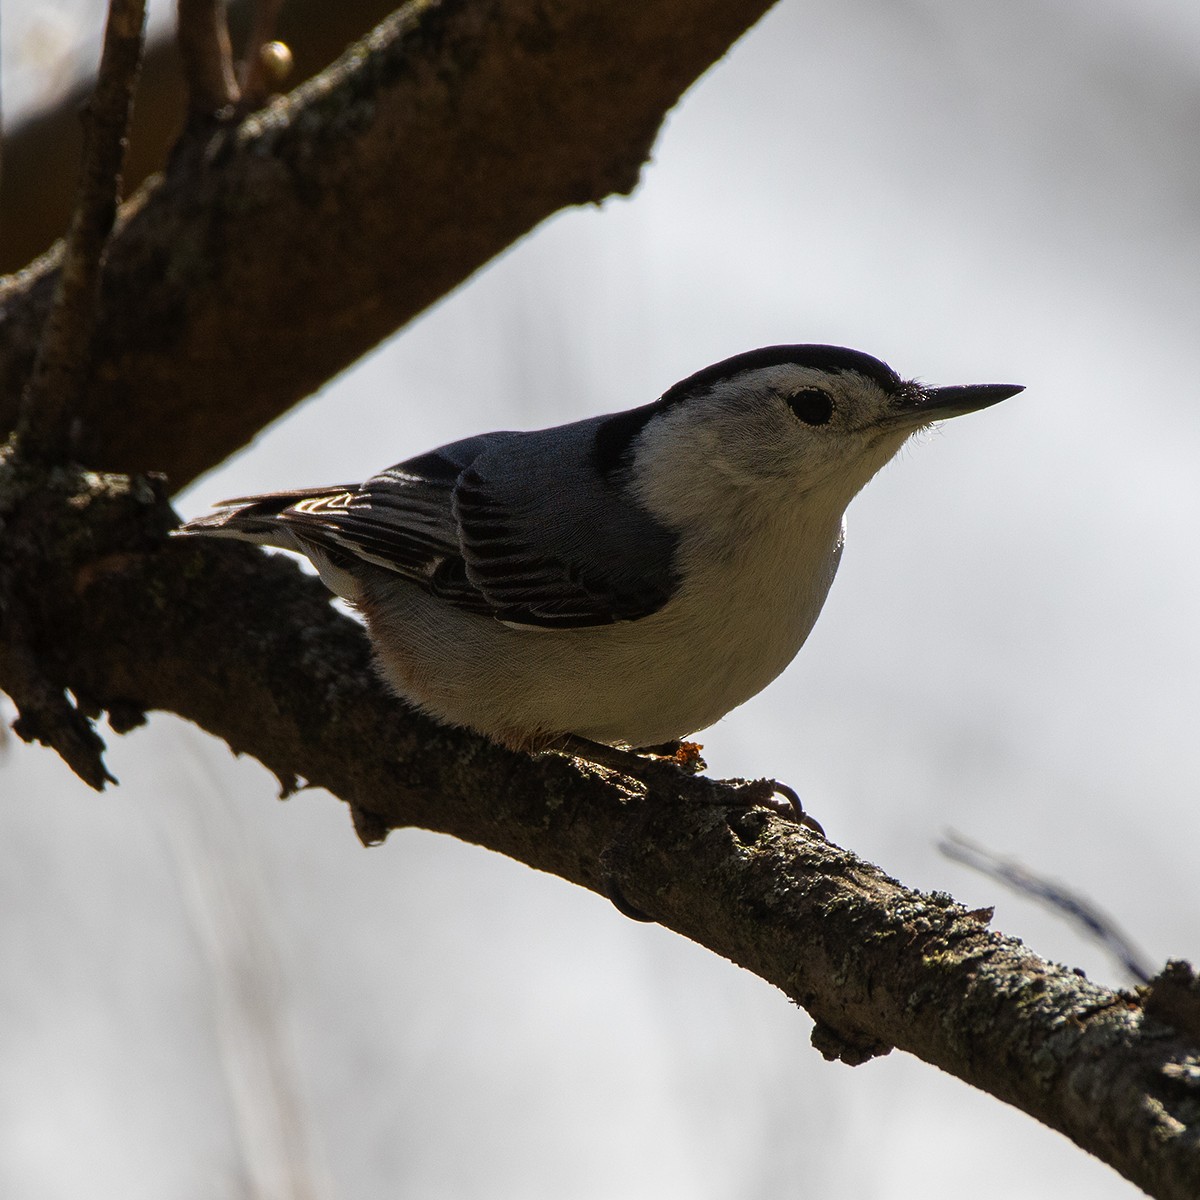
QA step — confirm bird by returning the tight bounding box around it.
[175,344,1021,760]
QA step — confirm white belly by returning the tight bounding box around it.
[361,510,845,749]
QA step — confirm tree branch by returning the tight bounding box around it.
[0,0,776,492]
[0,594,117,789]
[0,0,401,274]
[1,464,1196,1198]
[941,830,1156,984]
[15,0,146,464]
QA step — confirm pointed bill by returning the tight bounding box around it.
[887,381,1024,428]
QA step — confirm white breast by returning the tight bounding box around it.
[359,493,846,749]
[566,501,845,745]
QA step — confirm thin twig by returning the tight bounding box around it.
[15,0,147,463]
[177,0,240,115]
[940,829,1155,984]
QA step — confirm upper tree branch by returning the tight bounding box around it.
[0,0,402,274]
[0,0,776,492]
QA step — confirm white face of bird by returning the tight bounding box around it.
[711,362,919,483]
[629,358,1020,534]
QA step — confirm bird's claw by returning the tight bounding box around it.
[603,875,656,923]
[741,779,826,838]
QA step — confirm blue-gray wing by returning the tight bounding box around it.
[449,423,680,628]
[200,421,680,629]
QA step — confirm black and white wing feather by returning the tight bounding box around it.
[177,419,681,629]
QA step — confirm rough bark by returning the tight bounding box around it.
[1,0,775,492]
[0,0,404,273]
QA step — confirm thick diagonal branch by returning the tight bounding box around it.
[5,468,1195,1200]
[0,0,776,491]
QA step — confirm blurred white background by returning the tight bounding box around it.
[3,0,1199,1196]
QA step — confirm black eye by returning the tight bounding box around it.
[787,388,833,426]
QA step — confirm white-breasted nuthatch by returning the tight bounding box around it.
[177,345,1021,755]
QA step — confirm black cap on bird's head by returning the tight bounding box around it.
[663,344,1023,420]
[592,344,1022,479]
[661,344,908,406]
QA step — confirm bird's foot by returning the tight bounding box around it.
[552,736,826,922]
[547,733,825,837]
[600,778,825,924]
[543,736,826,920]
[736,779,826,839]
[632,739,708,774]
[546,733,706,776]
